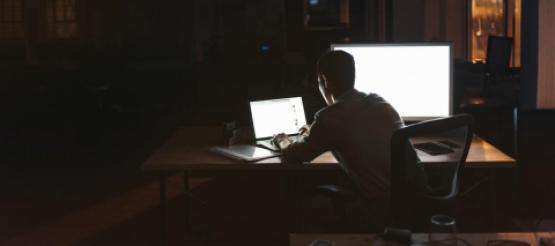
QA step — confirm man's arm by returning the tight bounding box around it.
[279,114,333,164]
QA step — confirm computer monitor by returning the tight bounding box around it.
[330,43,452,121]
[249,97,307,139]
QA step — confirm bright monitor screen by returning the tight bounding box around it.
[249,97,307,139]
[331,43,452,121]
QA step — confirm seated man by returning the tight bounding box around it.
[272,50,404,228]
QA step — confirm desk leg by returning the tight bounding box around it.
[159,172,167,246]
[285,173,305,233]
[183,171,191,231]
[488,168,495,231]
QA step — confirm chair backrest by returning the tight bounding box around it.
[486,36,513,78]
[390,114,473,227]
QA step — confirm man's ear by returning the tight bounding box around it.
[321,74,329,89]
[322,75,337,93]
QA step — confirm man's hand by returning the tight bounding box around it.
[298,125,311,137]
[271,133,292,150]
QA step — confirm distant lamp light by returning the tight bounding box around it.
[260,44,271,53]
[309,0,319,6]
[468,97,486,105]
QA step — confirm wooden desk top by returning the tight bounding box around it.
[465,136,516,168]
[142,127,515,171]
[414,135,516,168]
[290,232,555,246]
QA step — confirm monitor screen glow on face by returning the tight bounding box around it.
[331,44,452,121]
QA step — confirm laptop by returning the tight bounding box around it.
[210,96,307,161]
[249,97,308,151]
[209,144,280,162]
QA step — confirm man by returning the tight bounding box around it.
[272,50,404,216]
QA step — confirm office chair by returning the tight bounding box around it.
[390,114,473,230]
[313,177,360,230]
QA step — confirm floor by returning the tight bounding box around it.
[1,168,346,246]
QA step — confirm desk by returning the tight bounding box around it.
[290,232,555,246]
[143,127,515,171]
[142,127,516,245]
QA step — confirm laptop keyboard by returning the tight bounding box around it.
[257,135,303,151]
[257,140,279,151]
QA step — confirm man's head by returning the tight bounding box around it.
[317,50,356,105]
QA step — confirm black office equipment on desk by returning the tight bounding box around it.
[438,140,460,149]
[413,142,454,155]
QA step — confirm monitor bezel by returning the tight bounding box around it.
[330,42,454,121]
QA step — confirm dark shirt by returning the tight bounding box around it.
[282,89,404,200]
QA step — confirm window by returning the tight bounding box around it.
[46,0,77,39]
[469,0,521,66]
[470,0,505,63]
[0,0,25,39]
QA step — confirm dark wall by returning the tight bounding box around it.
[0,0,196,139]
[517,109,555,217]
[390,0,467,60]
[520,0,538,109]
[0,0,499,123]
[92,0,192,59]
[392,0,425,42]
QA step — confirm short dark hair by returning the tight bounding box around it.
[317,50,355,91]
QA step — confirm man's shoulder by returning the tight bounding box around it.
[314,101,345,119]
[315,92,402,124]
[366,92,386,102]
[315,93,369,117]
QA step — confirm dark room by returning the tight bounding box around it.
[1,0,555,245]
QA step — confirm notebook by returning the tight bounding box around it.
[249,97,307,151]
[210,144,280,162]
[210,96,307,161]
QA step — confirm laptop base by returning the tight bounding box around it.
[256,135,304,152]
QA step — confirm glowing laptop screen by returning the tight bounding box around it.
[250,97,307,139]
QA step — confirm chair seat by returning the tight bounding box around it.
[427,186,450,198]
